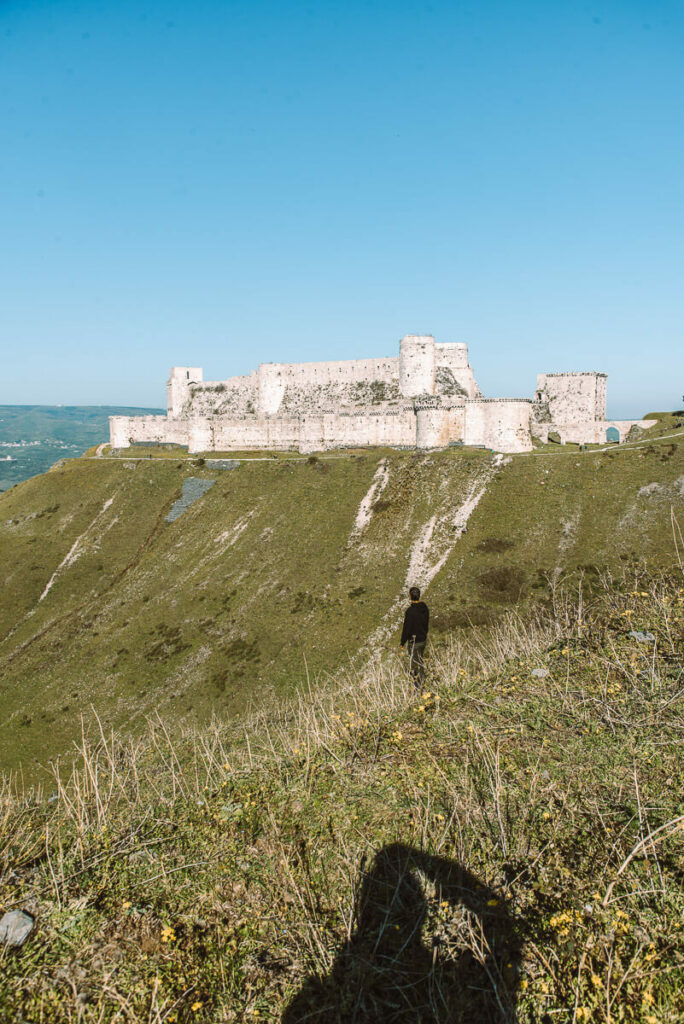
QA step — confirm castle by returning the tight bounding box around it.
[109,335,651,455]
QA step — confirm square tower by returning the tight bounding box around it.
[167,367,203,419]
[536,372,607,423]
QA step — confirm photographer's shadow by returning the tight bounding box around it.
[282,843,521,1023]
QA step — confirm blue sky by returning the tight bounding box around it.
[1,0,682,416]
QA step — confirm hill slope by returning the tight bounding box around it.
[0,426,682,776]
[1,569,682,1022]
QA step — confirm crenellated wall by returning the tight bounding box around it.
[464,400,533,452]
[110,335,630,455]
[178,409,417,453]
[415,399,466,448]
[110,415,190,447]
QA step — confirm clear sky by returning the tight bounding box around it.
[1,0,682,416]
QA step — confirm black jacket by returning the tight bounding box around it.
[400,601,429,646]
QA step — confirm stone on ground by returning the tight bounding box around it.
[0,910,34,947]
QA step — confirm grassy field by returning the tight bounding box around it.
[1,569,682,1022]
[0,417,682,777]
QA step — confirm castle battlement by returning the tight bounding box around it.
[110,335,652,454]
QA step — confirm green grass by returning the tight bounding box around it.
[1,570,682,1022]
[0,433,682,777]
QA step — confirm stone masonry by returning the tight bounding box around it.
[109,336,652,455]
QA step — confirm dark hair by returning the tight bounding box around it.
[409,586,421,601]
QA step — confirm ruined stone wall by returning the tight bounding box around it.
[185,409,416,453]
[463,400,533,453]
[319,410,416,450]
[166,367,203,418]
[415,400,466,448]
[536,372,607,423]
[166,338,482,422]
[606,420,654,442]
[187,376,256,418]
[278,356,399,385]
[109,415,190,448]
[549,419,655,445]
[277,379,403,416]
[111,337,618,456]
[200,415,300,452]
[180,359,401,419]
[434,343,481,399]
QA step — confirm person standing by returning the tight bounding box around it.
[400,586,429,688]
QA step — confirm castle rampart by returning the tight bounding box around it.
[111,335,650,454]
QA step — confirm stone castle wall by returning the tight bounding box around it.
[535,372,607,424]
[532,418,655,445]
[184,409,417,453]
[463,400,532,452]
[110,335,650,455]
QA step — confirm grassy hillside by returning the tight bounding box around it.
[0,422,682,776]
[1,570,682,1022]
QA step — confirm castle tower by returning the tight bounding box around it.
[535,372,607,424]
[256,363,287,416]
[399,335,436,398]
[167,367,203,419]
[415,396,444,448]
[434,342,481,398]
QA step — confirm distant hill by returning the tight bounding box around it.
[0,405,163,490]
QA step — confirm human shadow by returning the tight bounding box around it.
[282,843,522,1024]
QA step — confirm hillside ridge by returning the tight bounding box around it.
[0,414,682,777]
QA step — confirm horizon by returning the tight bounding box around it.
[2,0,683,418]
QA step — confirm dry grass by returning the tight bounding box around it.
[1,566,683,1022]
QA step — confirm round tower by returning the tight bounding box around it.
[415,396,444,448]
[399,335,436,398]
